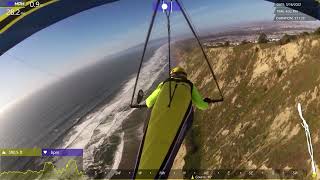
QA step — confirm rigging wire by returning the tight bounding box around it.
[130,0,161,108]
[164,0,173,107]
[130,0,224,108]
[175,0,224,101]
[5,52,59,79]
[298,103,317,177]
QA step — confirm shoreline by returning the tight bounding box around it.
[83,42,168,178]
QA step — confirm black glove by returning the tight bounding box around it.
[203,98,224,104]
[130,104,148,109]
[203,98,211,103]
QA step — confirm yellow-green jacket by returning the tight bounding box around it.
[146,80,208,110]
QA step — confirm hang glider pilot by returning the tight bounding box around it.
[146,66,210,111]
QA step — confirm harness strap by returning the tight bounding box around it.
[163,78,193,107]
[164,78,193,92]
[176,0,224,101]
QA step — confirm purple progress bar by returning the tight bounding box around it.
[42,149,83,157]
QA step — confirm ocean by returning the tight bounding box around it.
[0,40,169,178]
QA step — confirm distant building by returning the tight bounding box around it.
[269,38,280,42]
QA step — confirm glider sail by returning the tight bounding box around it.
[134,79,193,179]
[0,0,119,56]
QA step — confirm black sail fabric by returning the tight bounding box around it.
[0,0,119,56]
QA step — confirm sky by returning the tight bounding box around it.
[0,0,275,111]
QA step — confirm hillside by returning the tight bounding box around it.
[172,34,320,179]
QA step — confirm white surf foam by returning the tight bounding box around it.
[59,43,169,170]
[105,132,125,179]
